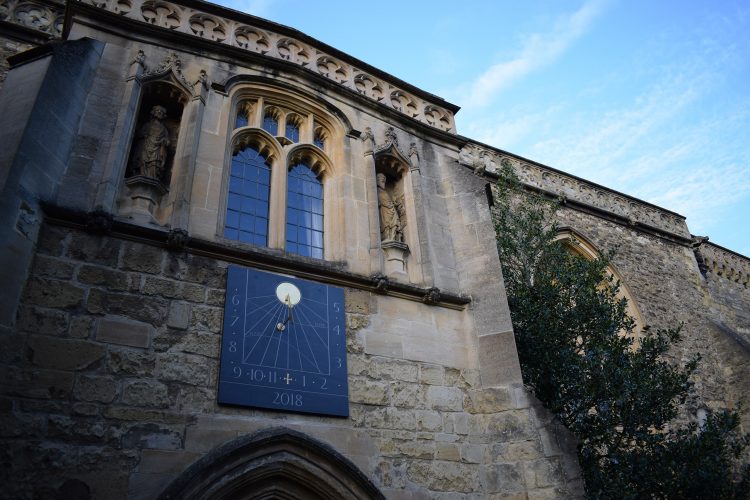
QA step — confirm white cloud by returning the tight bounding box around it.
[464,0,610,108]
[219,0,276,17]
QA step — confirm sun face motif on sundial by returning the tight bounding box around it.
[218,266,348,417]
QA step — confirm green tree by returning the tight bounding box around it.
[493,165,750,499]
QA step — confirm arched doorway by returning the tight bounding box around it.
[158,427,383,499]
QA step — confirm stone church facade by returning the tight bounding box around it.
[0,0,748,498]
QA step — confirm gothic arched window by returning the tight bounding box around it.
[286,163,323,259]
[224,146,271,246]
[262,109,279,135]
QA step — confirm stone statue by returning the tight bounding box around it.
[377,173,403,242]
[131,105,171,180]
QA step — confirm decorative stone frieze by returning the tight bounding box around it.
[701,242,750,286]
[460,142,690,238]
[0,0,64,36]
[78,0,456,132]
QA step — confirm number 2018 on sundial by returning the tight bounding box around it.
[218,265,349,417]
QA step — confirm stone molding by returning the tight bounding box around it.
[42,204,472,309]
[701,242,750,287]
[460,142,690,238]
[0,0,64,37]
[77,0,457,133]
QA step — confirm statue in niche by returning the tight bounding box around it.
[377,172,404,242]
[130,105,171,181]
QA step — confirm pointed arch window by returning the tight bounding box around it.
[224,146,271,245]
[286,163,323,259]
[262,111,278,135]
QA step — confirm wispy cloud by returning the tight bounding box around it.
[463,0,611,108]
[221,0,276,17]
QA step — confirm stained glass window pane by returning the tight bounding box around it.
[262,114,278,135]
[224,146,270,247]
[235,111,248,129]
[286,122,300,143]
[285,163,323,259]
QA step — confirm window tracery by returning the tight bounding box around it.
[223,89,339,260]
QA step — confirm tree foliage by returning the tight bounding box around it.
[493,165,750,499]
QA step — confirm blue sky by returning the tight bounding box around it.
[216,0,750,256]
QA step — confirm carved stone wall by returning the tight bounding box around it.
[0,0,64,88]
[460,142,690,238]
[77,0,457,133]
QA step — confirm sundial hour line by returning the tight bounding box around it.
[242,300,286,364]
[295,305,330,351]
[257,301,289,367]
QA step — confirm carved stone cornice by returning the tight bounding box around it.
[700,242,750,287]
[74,0,457,133]
[459,142,691,239]
[0,0,64,40]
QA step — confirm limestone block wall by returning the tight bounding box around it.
[552,207,750,429]
[0,221,582,499]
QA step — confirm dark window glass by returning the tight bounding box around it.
[285,122,300,143]
[285,163,323,259]
[262,114,278,135]
[235,110,248,129]
[224,146,271,247]
[313,135,325,149]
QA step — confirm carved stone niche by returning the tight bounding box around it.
[375,148,410,280]
[120,81,188,225]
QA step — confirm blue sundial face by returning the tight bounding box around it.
[218,265,349,417]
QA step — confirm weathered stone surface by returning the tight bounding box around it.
[77,265,133,291]
[464,387,513,414]
[68,315,94,339]
[31,255,75,279]
[143,276,205,302]
[87,289,167,326]
[122,423,183,450]
[156,352,213,386]
[480,463,525,495]
[415,409,443,432]
[121,242,163,274]
[205,288,225,306]
[349,378,389,405]
[103,406,187,424]
[95,317,152,348]
[345,289,371,314]
[407,461,479,492]
[484,411,535,442]
[28,336,106,370]
[523,458,563,489]
[373,357,418,382]
[74,374,118,403]
[391,382,424,409]
[346,313,370,331]
[1,366,74,399]
[72,402,100,416]
[36,224,68,256]
[365,407,416,430]
[108,347,155,376]
[436,442,461,461]
[426,385,463,411]
[174,332,220,358]
[164,254,226,287]
[445,367,481,389]
[66,232,120,266]
[190,305,223,333]
[17,306,69,335]
[419,364,445,385]
[23,277,84,309]
[122,380,171,408]
[167,301,191,330]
